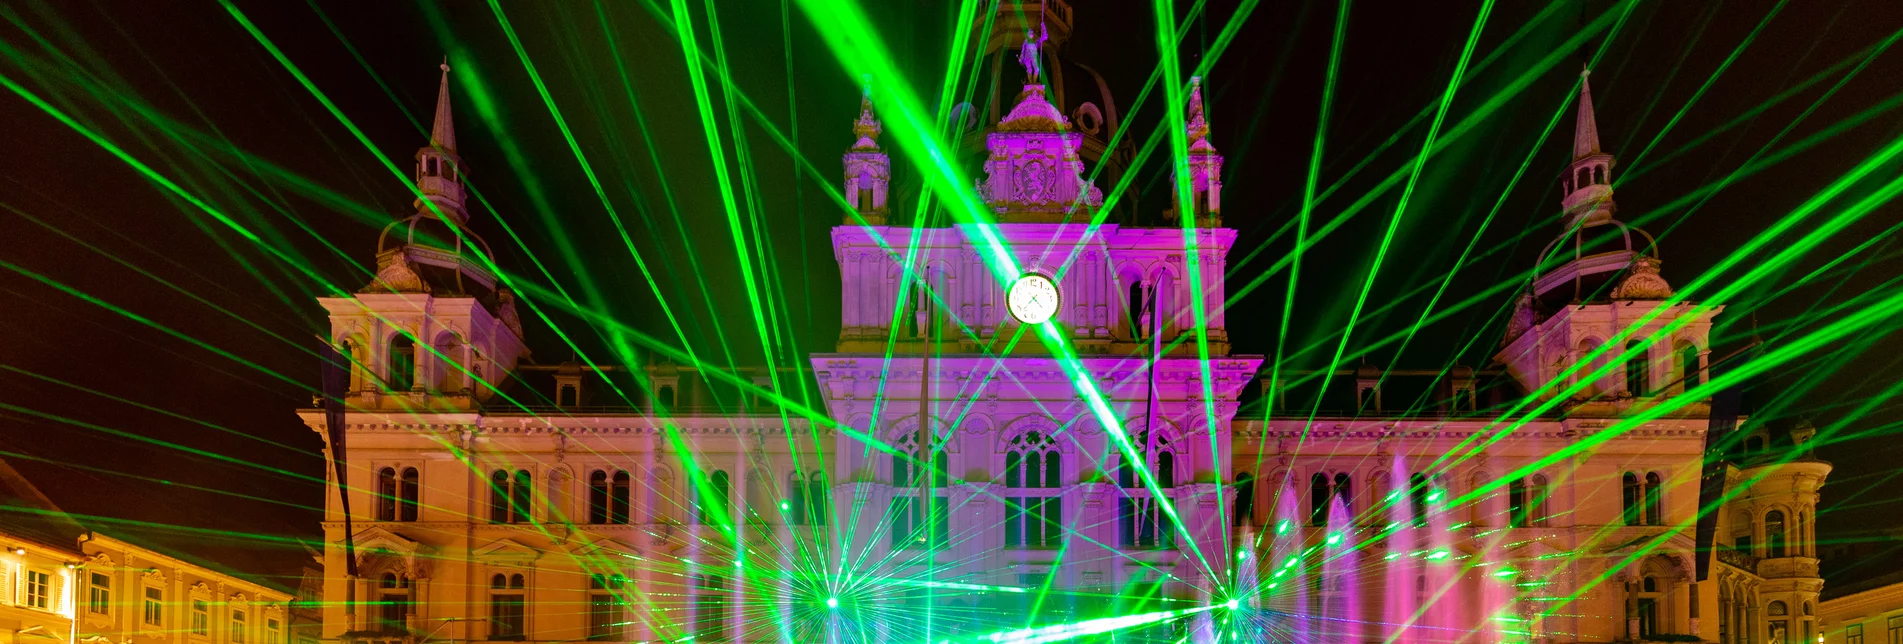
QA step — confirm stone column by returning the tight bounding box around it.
[1626,580,1640,640]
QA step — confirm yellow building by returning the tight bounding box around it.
[1821,574,1903,644]
[0,462,300,644]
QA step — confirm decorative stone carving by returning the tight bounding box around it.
[496,287,524,339]
[367,251,428,294]
[1611,256,1672,300]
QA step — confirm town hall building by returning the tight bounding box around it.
[303,3,1827,643]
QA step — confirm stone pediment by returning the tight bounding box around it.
[473,538,541,563]
[352,526,427,557]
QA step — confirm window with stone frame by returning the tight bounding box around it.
[231,609,248,644]
[192,600,210,637]
[88,571,110,615]
[144,586,164,626]
[1005,430,1063,548]
[890,427,950,549]
[489,573,526,641]
[1117,425,1177,550]
[586,573,627,641]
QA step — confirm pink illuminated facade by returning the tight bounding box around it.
[306,5,1825,644]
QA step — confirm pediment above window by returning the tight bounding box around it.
[473,538,540,564]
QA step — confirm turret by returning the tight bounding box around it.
[1560,69,1615,230]
[1494,69,1718,413]
[321,63,528,412]
[842,82,890,225]
[1167,76,1223,226]
[415,61,467,224]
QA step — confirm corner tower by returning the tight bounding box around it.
[1495,70,1718,415]
[319,63,529,412]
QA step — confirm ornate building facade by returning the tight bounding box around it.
[305,4,1826,643]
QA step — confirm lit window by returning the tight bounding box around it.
[144,587,164,626]
[89,571,111,615]
[192,600,210,637]
[24,570,50,610]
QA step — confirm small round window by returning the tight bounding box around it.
[1074,102,1103,135]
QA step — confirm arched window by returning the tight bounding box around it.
[657,385,675,409]
[1509,479,1528,528]
[1307,473,1329,527]
[1408,473,1430,527]
[1594,165,1606,185]
[1576,338,1604,397]
[1645,472,1664,526]
[1006,431,1062,547]
[1577,168,1591,189]
[489,574,525,640]
[376,573,409,631]
[376,467,398,521]
[1746,434,1766,454]
[1625,340,1649,396]
[510,470,532,524]
[387,335,416,391]
[1118,425,1177,550]
[426,157,438,177]
[586,574,626,641]
[1765,510,1787,558]
[697,470,730,524]
[1127,280,1150,340]
[610,470,631,524]
[1232,472,1255,527]
[587,471,610,524]
[1679,344,1702,390]
[1530,474,1550,525]
[1622,472,1642,525]
[1767,600,1787,616]
[1638,576,1660,638]
[399,467,419,522]
[806,472,829,527]
[489,470,510,523]
[1333,472,1353,516]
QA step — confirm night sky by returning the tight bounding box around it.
[3,0,1901,587]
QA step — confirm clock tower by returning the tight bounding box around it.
[811,26,1261,616]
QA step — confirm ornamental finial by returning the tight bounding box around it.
[851,76,881,151]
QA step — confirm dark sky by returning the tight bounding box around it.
[2,0,1901,584]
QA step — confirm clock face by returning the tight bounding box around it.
[1007,273,1060,324]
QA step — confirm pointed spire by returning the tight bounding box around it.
[1186,76,1215,153]
[1573,67,1600,160]
[430,58,457,155]
[851,76,882,152]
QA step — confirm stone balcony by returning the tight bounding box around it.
[1715,547,1760,575]
[1757,556,1819,579]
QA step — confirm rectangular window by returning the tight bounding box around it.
[232,609,247,644]
[889,496,949,549]
[692,576,727,641]
[144,587,164,626]
[1118,498,1175,549]
[24,570,50,610]
[266,618,281,644]
[1846,623,1864,644]
[89,572,111,615]
[587,593,619,640]
[490,593,525,640]
[192,600,210,637]
[1887,616,1902,644]
[1005,497,1063,547]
